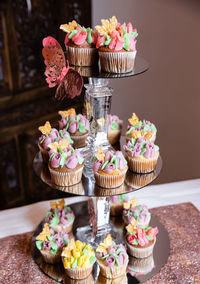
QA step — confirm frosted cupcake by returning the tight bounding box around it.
[124,137,159,173]
[122,199,151,227]
[48,139,84,186]
[110,194,129,216]
[58,108,89,148]
[62,239,96,279]
[60,20,98,66]
[95,16,138,73]
[96,234,129,279]
[45,199,75,233]
[126,113,157,143]
[125,224,158,258]
[38,121,60,163]
[107,115,123,145]
[93,147,128,188]
[36,223,69,264]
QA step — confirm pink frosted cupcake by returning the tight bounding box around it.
[60,20,98,66]
[124,137,159,173]
[93,147,128,188]
[125,224,158,258]
[107,115,123,145]
[58,108,89,148]
[38,121,60,163]
[95,16,138,73]
[96,234,129,279]
[36,223,69,264]
[110,194,129,216]
[126,113,157,143]
[45,199,75,233]
[48,139,84,186]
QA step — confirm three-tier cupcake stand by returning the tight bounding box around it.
[32,56,170,283]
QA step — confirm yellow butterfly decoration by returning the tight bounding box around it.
[36,223,51,241]
[95,146,105,161]
[38,121,52,135]
[50,199,65,210]
[123,198,137,210]
[48,139,69,152]
[126,223,136,233]
[144,131,154,141]
[96,234,113,253]
[128,113,139,126]
[95,16,118,36]
[58,108,76,118]
[60,20,78,33]
[62,239,76,257]
[130,130,142,139]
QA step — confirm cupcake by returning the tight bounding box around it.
[122,199,151,227]
[58,108,89,148]
[62,239,96,279]
[45,199,75,233]
[107,115,123,145]
[123,137,159,173]
[36,223,69,264]
[110,194,129,216]
[96,234,129,279]
[93,147,128,188]
[60,20,98,66]
[95,16,138,73]
[126,113,157,143]
[125,224,158,258]
[48,139,84,186]
[38,121,60,163]
[127,254,154,276]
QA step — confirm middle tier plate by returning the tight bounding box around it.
[33,153,162,197]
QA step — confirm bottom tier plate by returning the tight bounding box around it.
[31,201,170,283]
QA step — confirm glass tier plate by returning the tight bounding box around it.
[73,56,149,79]
[32,200,169,283]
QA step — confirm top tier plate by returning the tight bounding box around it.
[73,56,149,79]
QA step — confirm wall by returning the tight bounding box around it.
[92,0,200,184]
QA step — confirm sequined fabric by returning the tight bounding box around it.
[0,202,199,283]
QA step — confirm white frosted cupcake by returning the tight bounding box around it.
[124,137,159,173]
[36,223,69,264]
[93,147,128,188]
[62,239,96,279]
[125,224,158,258]
[45,199,75,233]
[96,234,129,279]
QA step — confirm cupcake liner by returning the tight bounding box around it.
[128,254,154,274]
[64,273,94,284]
[108,129,121,145]
[125,153,159,174]
[71,133,88,148]
[99,51,136,73]
[125,170,156,189]
[97,258,128,279]
[94,168,127,189]
[38,143,49,163]
[64,264,93,280]
[66,46,98,67]
[49,165,83,186]
[50,221,74,233]
[94,183,125,196]
[40,250,61,264]
[110,203,123,216]
[97,273,127,284]
[55,181,84,194]
[126,239,156,258]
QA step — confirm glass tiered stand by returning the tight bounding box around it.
[32,56,169,283]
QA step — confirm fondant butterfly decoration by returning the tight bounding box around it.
[42,36,83,100]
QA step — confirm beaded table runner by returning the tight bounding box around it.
[0,203,199,284]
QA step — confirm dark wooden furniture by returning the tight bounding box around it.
[0,0,91,209]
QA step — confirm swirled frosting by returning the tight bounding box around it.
[60,20,98,46]
[59,113,89,135]
[126,224,158,247]
[96,234,128,267]
[93,147,127,175]
[95,16,138,51]
[124,137,159,159]
[46,204,75,227]
[36,223,69,254]
[108,115,123,131]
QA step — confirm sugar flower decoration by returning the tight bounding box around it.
[62,239,76,257]
[50,199,65,210]
[60,20,78,33]
[126,223,136,233]
[96,234,113,253]
[95,16,118,36]
[48,139,69,152]
[58,108,76,118]
[38,121,52,135]
[128,113,139,126]
[95,146,105,161]
[123,198,137,209]
[36,223,51,241]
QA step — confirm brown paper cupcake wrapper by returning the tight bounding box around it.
[94,169,127,189]
[99,51,136,73]
[126,239,156,258]
[97,259,128,279]
[125,154,158,173]
[49,166,83,186]
[38,143,49,163]
[64,265,93,280]
[108,130,121,145]
[97,273,127,284]
[64,273,94,284]
[66,46,98,66]
[128,254,154,274]
[50,221,74,233]
[71,133,88,148]
[40,250,61,264]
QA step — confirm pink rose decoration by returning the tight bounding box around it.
[138,228,149,247]
[72,31,87,45]
[68,121,78,134]
[65,155,78,169]
[147,227,158,239]
[42,137,52,150]
[129,37,136,51]
[59,117,67,130]
[93,161,102,172]
[96,36,106,48]
[50,153,61,168]
[104,163,115,174]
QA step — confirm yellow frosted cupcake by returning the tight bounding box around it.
[62,239,96,279]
